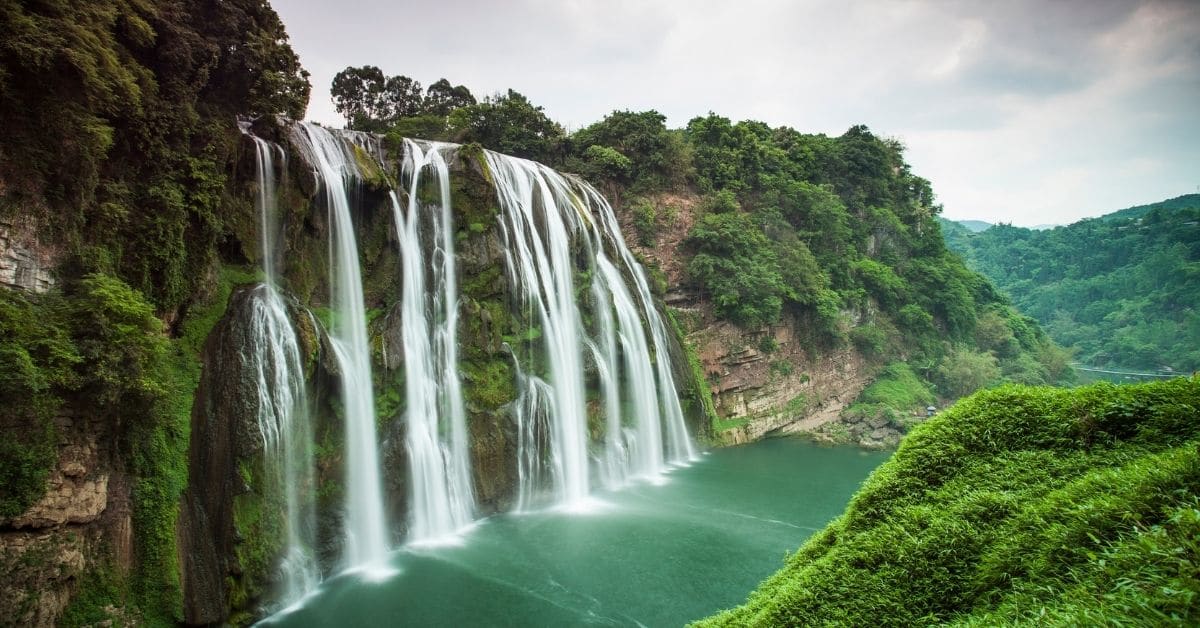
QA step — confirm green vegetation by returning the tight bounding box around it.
[942,195,1200,372]
[0,0,309,314]
[700,377,1200,626]
[666,310,719,438]
[844,362,935,429]
[0,289,78,517]
[0,271,218,623]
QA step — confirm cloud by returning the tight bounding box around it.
[272,0,1200,225]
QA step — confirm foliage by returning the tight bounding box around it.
[942,196,1200,372]
[844,362,935,429]
[331,67,476,132]
[447,89,565,163]
[685,212,786,328]
[936,345,1001,398]
[0,273,199,622]
[700,377,1200,626]
[0,0,310,313]
[0,289,79,516]
[60,563,127,627]
[570,110,691,190]
[629,197,658,246]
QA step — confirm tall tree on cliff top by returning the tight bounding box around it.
[330,65,429,131]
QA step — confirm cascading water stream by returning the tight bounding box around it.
[291,122,390,569]
[484,150,696,508]
[393,139,475,542]
[487,154,592,507]
[246,133,319,604]
[583,185,698,463]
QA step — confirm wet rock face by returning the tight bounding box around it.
[181,287,273,625]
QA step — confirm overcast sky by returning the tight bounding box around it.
[274,0,1199,226]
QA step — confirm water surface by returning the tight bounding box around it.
[262,438,889,627]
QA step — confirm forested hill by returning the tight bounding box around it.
[325,66,1074,404]
[941,195,1200,372]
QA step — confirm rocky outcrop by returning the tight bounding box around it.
[0,411,129,627]
[0,218,56,293]
[690,318,872,445]
[619,192,876,447]
[0,530,85,626]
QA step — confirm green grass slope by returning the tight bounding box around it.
[699,377,1200,626]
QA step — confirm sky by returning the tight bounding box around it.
[273,0,1200,227]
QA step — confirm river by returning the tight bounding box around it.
[261,438,889,627]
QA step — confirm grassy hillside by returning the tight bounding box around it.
[944,197,1200,372]
[699,377,1200,626]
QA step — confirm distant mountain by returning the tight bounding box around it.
[1101,193,1200,223]
[943,196,1200,372]
[956,219,992,233]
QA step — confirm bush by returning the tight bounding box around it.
[629,198,658,246]
[686,212,785,328]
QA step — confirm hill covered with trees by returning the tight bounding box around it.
[942,195,1200,373]
[327,66,1075,425]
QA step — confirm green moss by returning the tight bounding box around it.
[843,362,937,430]
[0,289,80,517]
[178,265,261,357]
[228,458,284,617]
[350,143,393,190]
[665,309,718,436]
[712,416,751,433]
[59,561,127,628]
[462,358,516,409]
[462,266,503,299]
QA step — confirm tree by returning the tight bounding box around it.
[383,74,424,118]
[329,66,424,131]
[685,212,786,327]
[447,90,565,163]
[330,66,388,130]
[936,347,1000,398]
[572,110,691,189]
[424,79,476,116]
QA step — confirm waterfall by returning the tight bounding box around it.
[245,134,320,604]
[484,150,696,508]
[242,119,694,589]
[584,185,698,463]
[393,139,475,541]
[291,122,390,568]
[487,154,592,506]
